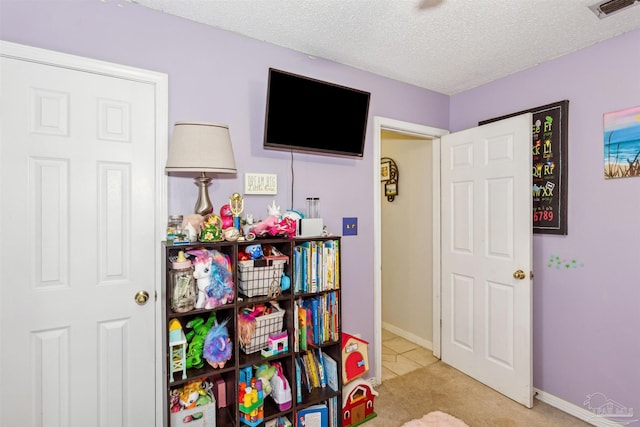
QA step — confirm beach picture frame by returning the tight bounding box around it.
[604,106,640,179]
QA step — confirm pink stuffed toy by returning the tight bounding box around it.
[219,204,233,229]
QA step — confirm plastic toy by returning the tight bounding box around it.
[219,204,233,229]
[170,389,182,413]
[185,312,216,369]
[260,330,288,358]
[168,318,187,381]
[342,379,378,426]
[239,378,265,426]
[342,333,370,384]
[245,244,263,259]
[269,361,292,411]
[203,318,232,369]
[199,214,222,242]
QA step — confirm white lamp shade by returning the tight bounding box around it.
[165,121,237,173]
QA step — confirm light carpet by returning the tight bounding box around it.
[401,411,469,427]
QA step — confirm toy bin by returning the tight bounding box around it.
[170,400,216,427]
[238,257,287,298]
[240,306,286,354]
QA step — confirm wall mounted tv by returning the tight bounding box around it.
[263,68,371,158]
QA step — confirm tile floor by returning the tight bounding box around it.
[381,328,438,381]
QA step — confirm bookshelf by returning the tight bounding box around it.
[163,236,342,427]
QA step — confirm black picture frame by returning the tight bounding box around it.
[480,100,569,235]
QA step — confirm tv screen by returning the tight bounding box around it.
[264,68,370,158]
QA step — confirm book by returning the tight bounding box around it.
[304,297,319,345]
[296,403,328,427]
[315,348,326,388]
[297,354,311,393]
[322,352,338,392]
[298,304,308,351]
[333,239,340,289]
[294,356,302,403]
[303,351,320,388]
[293,246,302,292]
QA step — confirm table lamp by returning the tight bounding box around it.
[165,121,237,215]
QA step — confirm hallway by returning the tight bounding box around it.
[381,328,436,381]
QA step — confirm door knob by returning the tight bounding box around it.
[135,290,150,305]
[513,269,526,280]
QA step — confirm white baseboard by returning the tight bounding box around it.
[382,322,433,350]
[534,388,628,427]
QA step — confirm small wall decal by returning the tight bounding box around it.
[547,255,584,269]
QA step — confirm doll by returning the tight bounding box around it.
[203,318,232,369]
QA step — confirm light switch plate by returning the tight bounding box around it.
[343,217,358,236]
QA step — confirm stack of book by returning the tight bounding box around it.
[293,240,340,293]
[294,292,339,351]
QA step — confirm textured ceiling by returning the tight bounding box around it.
[134,0,640,95]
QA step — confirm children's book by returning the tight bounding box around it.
[322,352,338,392]
[297,304,308,351]
[294,356,302,403]
[296,403,328,427]
[315,348,326,388]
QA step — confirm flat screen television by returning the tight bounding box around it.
[263,68,371,158]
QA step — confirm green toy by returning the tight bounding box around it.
[185,312,216,369]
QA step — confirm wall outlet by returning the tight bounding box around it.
[343,217,358,236]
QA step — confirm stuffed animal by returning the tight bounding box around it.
[185,313,216,369]
[205,250,235,308]
[255,363,276,396]
[192,255,212,309]
[180,378,204,409]
[182,214,204,242]
[203,318,232,369]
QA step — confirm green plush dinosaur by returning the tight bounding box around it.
[185,312,216,369]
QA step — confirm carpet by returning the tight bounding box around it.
[401,411,469,427]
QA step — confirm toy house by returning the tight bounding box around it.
[342,379,378,427]
[341,333,370,384]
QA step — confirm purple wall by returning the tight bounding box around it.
[4,0,636,417]
[451,29,640,417]
[0,0,448,375]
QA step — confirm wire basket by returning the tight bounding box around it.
[238,258,287,298]
[240,306,286,354]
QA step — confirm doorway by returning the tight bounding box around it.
[373,117,449,384]
[0,41,168,426]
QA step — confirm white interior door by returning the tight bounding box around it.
[440,113,533,407]
[0,44,166,426]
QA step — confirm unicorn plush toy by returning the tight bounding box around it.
[192,255,212,309]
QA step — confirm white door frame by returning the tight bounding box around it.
[0,40,169,425]
[372,116,448,384]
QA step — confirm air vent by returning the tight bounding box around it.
[589,0,640,19]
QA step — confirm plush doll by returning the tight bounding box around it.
[203,318,232,369]
[237,305,266,345]
[185,313,216,369]
[180,378,204,409]
[206,250,235,308]
[255,363,276,396]
[182,214,204,242]
[192,255,212,309]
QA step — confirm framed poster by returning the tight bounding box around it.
[480,100,569,235]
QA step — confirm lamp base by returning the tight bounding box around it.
[194,172,214,216]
